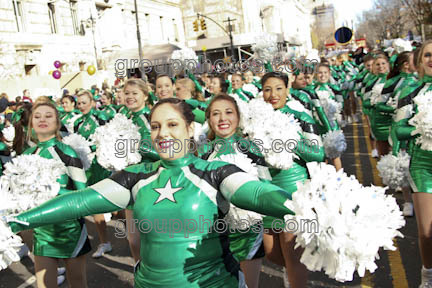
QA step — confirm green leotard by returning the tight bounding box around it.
[369,73,390,141]
[395,75,432,192]
[73,108,113,185]
[200,134,271,262]
[10,154,295,287]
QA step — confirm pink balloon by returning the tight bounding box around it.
[52,70,61,79]
[54,60,61,68]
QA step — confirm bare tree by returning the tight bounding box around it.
[356,0,410,45]
[399,0,432,39]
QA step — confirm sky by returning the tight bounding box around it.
[330,0,375,28]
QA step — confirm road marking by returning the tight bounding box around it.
[17,276,36,288]
[361,115,409,288]
[352,118,374,288]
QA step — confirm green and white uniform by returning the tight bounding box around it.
[23,137,91,258]
[200,134,271,262]
[395,75,432,192]
[263,104,325,229]
[74,108,113,185]
[11,154,294,287]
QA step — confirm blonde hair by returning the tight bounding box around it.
[175,78,205,102]
[34,96,53,105]
[418,40,432,79]
[77,90,94,102]
[28,102,62,142]
[124,79,150,107]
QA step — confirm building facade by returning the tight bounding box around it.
[181,0,313,62]
[0,0,186,97]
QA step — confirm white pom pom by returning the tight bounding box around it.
[322,130,347,159]
[252,34,278,63]
[91,114,142,171]
[233,98,302,169]
[171,47,198,65]
[284,162,405,282]
[0,155,66,214]
[62,133,94,170]
[409,91,432,151]
[242,84,259,97]
[377,152,411,189]
[0,218,23,271]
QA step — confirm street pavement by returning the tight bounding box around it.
[0,113,421,288]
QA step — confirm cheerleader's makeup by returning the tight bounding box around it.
[317,66,330,84]
[100,94,111,106]
[124,84,147,112]
[175,83,191,100]
[77,94,93,115]
[208,99,239,139]
[422,43,432,76]
[293,73,307,89]
[243,70,254,84]
[262,77,288,109]
[32,105,58,141]
[365,59,374,72]
[156,76,174,99]
[61,97,75,113]
[150,103,194,160]
[209,77,222,94]
[231,74,243,90]
[374,58,389,75]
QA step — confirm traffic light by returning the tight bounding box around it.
[200,18,206,30]
[193,20,199,32]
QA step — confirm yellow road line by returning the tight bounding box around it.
[354,117,374,288]
[361,115,409,288]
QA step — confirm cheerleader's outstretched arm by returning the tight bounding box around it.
[9,182,127,233]
[218,167,294,219]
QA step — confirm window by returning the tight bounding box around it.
[172,18,179,42]
[70,0,79,35]
[160,16,164,40]
[12,0,25,32]
[48,2,57,34]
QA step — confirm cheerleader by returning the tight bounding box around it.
[359,54,381,158]
[175,78,206,102]
[24,101,91,288]
[155,74,175,100]
[364,54,391,156]
[7,98,296,288]
[314,63,344,170]
[206,75,229,103]
[291,72,333,136]
[394,40,432,288]
[260,72,325,288]
[73,90,113,258]
[231,74,255,101]
[382,51,418,155]
[99,90,117,118]
[200,94,270,288]
[113,86,130,116]
[380,51,417,217]
[60,95,81,135]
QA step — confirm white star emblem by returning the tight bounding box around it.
[84,123,92,131]
[153,178,182,204]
